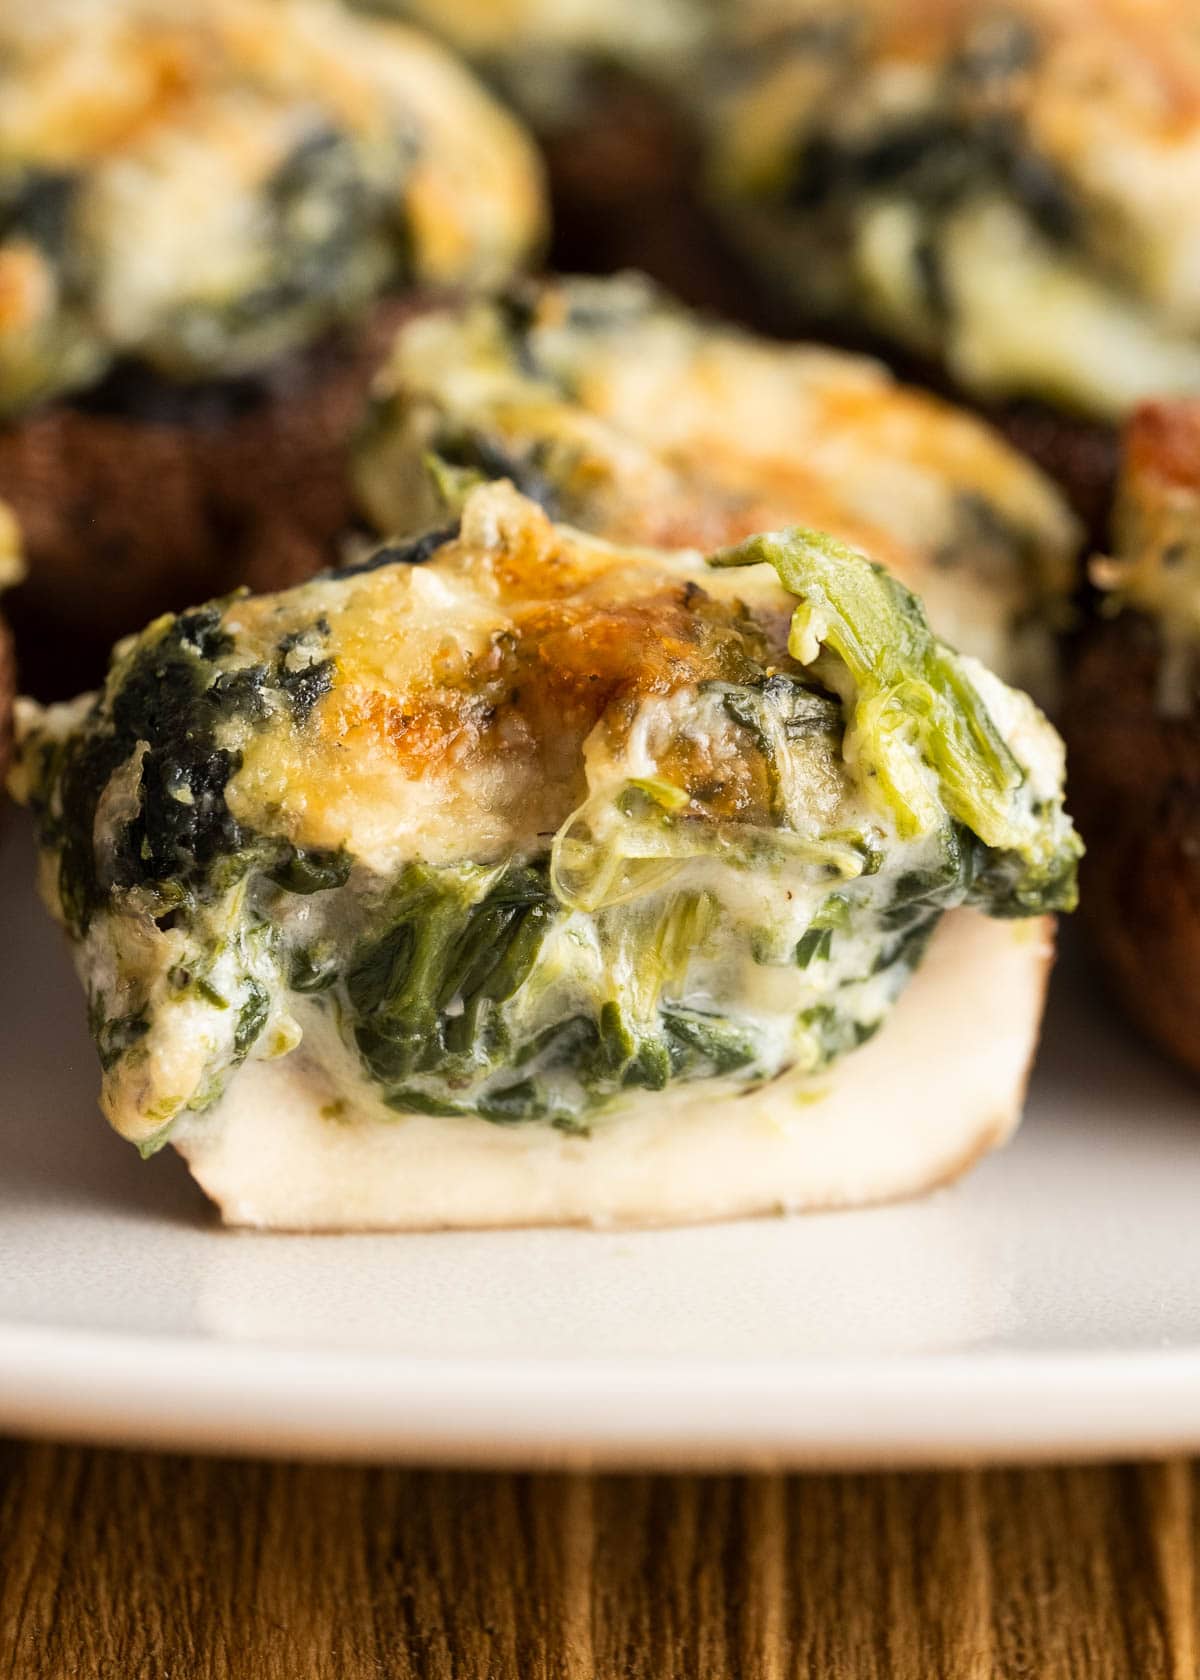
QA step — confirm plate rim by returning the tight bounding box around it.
[6,1319,1200,1469]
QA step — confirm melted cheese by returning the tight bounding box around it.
[707,0,1200,417]
[358,275,1079,679]
[223,486,794,873]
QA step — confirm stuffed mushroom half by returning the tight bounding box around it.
[0,0,544,668]
[1065,401,1200,1077]
[701,0,1200,530]
[361,0,747,312]
[356,274,1079,688]
[704,0,1200,420]
[12,483,1079,1228]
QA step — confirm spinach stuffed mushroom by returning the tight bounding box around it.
[364,0,745,312]
[0,0,544,670]
[356,274,1079,689]
[12,483,1079,1227]
[700,0,1200,529]
[704,0,1200,420]
[1065,401,1200,1077]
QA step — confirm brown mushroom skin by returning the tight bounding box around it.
[1064,614,1200,1076]
[1063,401,1200,1078]
[0,299,422,697]
[544,67,761,322]
[992,405,1118,552]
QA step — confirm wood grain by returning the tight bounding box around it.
[0,1443,1196,1678]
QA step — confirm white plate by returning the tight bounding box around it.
[1,815,1198,1469]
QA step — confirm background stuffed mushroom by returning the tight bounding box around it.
[353,273,1081,691]
[696,0,1200,540]
[356,0,752,313]
[1064,401,1200,1079]
[0,0,545,685]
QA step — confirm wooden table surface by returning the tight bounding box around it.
[1,1443,1195,1678]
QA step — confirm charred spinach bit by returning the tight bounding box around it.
[49,606,349,935]
[383,1088,471,1118]
[966,839,1082,918]
[720,674,841,741]
[209,664,272,720]
[870,912,940,981]
[333,521,460,577]
[268,127,394,298]
[176,605,235,661]
[275,623,335,723]
[513,1015,599,1071]
[429,426,560,517]
[881,824,987,929]
[54,615,248,934]
[476,1080,554,1123]
[276,657,334,723]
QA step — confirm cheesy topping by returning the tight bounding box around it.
[12,484,1077,1151]
[704,0,1200,418]
[0,0,545,414]
[355,273,1079,680]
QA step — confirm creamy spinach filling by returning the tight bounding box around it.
[709,19,1200,415]
[0,166,104,411]
[16,519,1079,1148]
[127,124,412,382]
[0,121,415,416]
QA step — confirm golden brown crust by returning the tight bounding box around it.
[1124,399,1200,493]
[1063,614,1200,1078]
[0,297,421,695]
